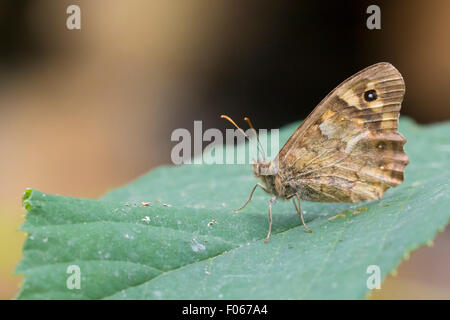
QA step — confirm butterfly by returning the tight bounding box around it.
[222,62,409,242]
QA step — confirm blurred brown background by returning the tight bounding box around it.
[1,0,449,299]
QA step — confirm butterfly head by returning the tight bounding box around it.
[252,161,272,177]
[252,160,279,196]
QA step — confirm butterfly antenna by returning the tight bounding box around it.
[244,117,266,160]
[221,115,251,141]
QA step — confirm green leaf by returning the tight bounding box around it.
[16,117,450,299]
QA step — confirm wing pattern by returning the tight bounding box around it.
[277,63,409,202]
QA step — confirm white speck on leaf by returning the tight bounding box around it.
[434,191,445,200]
[153,290,162,298]
[191,239,206,252]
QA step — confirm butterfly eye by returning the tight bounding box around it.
[364,89,378,102]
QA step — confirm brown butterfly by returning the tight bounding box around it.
[222,62,409,242]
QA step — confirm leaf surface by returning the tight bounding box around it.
[16,118,450,299]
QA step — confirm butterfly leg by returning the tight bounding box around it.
[234,183,268,212]
[264,196,277,243]
[293,194,313,233]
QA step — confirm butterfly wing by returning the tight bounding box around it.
[277,62,409,202]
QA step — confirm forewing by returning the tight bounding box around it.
[278,62,409,202]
